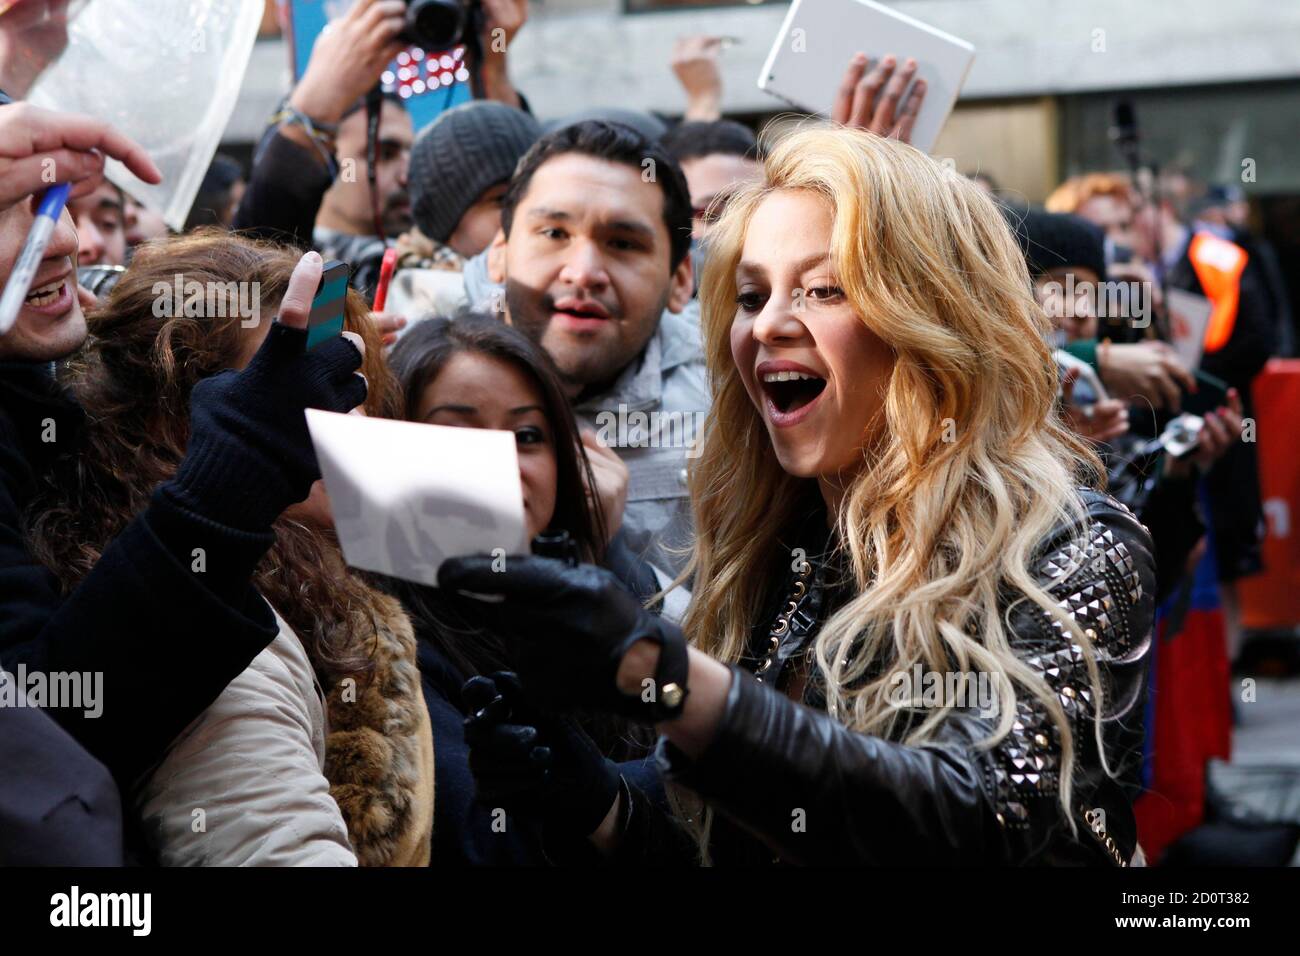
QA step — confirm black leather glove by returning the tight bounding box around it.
[463,672,620,837]
[163,321,366,532]
[438,555,690,723]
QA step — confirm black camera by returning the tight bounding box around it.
[402,0,475,51]
[531,530,579,567]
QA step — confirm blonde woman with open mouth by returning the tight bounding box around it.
[439,124,1156,867]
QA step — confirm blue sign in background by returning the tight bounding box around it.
[283,0,472,131]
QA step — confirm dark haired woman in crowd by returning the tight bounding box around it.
[26,232,433,866]
[384,314,683,865]
[439,125,1158,866]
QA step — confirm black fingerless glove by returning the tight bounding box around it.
[438,555,691,724]
[163,322,366,532]
[463,672,621,838]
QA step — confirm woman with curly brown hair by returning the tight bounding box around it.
[25,231,433,866]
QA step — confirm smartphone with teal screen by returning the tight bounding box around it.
[306,260,349,349]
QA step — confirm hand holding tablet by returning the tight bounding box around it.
[758,0,975,153]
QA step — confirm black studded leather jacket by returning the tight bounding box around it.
[657,489,1155,865]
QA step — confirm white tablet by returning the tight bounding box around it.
[758,0,976,154]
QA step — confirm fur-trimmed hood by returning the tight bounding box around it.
[322,591,434,867]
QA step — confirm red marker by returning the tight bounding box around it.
[373,247,398,312]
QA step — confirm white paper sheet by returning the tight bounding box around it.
[1166,288,1215,371]
[305,410,528,586]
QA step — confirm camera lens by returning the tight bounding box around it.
[406,0,466,50]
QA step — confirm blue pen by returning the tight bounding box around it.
[0,181,73,337]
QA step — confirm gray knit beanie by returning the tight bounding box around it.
[409,101,541,243]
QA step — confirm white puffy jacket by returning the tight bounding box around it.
[135,610,357,866]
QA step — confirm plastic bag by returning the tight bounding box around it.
[28,0,263,230]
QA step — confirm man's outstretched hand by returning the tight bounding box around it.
[831,53,927,144]
[290,0,407,126]
[0,102,162,213]
[672,35,726,121]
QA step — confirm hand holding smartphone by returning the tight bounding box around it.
[1179,369,1230,418]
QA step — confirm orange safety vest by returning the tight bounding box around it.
[1187,231,1249,354]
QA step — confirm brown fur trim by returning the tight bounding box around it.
[323,591,434,866]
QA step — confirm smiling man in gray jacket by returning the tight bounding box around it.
[465,121,707,578]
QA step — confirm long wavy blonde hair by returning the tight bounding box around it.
[683,124,1106,820]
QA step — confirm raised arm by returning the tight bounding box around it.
[234,0,406,244]
[438,493,1154,865]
